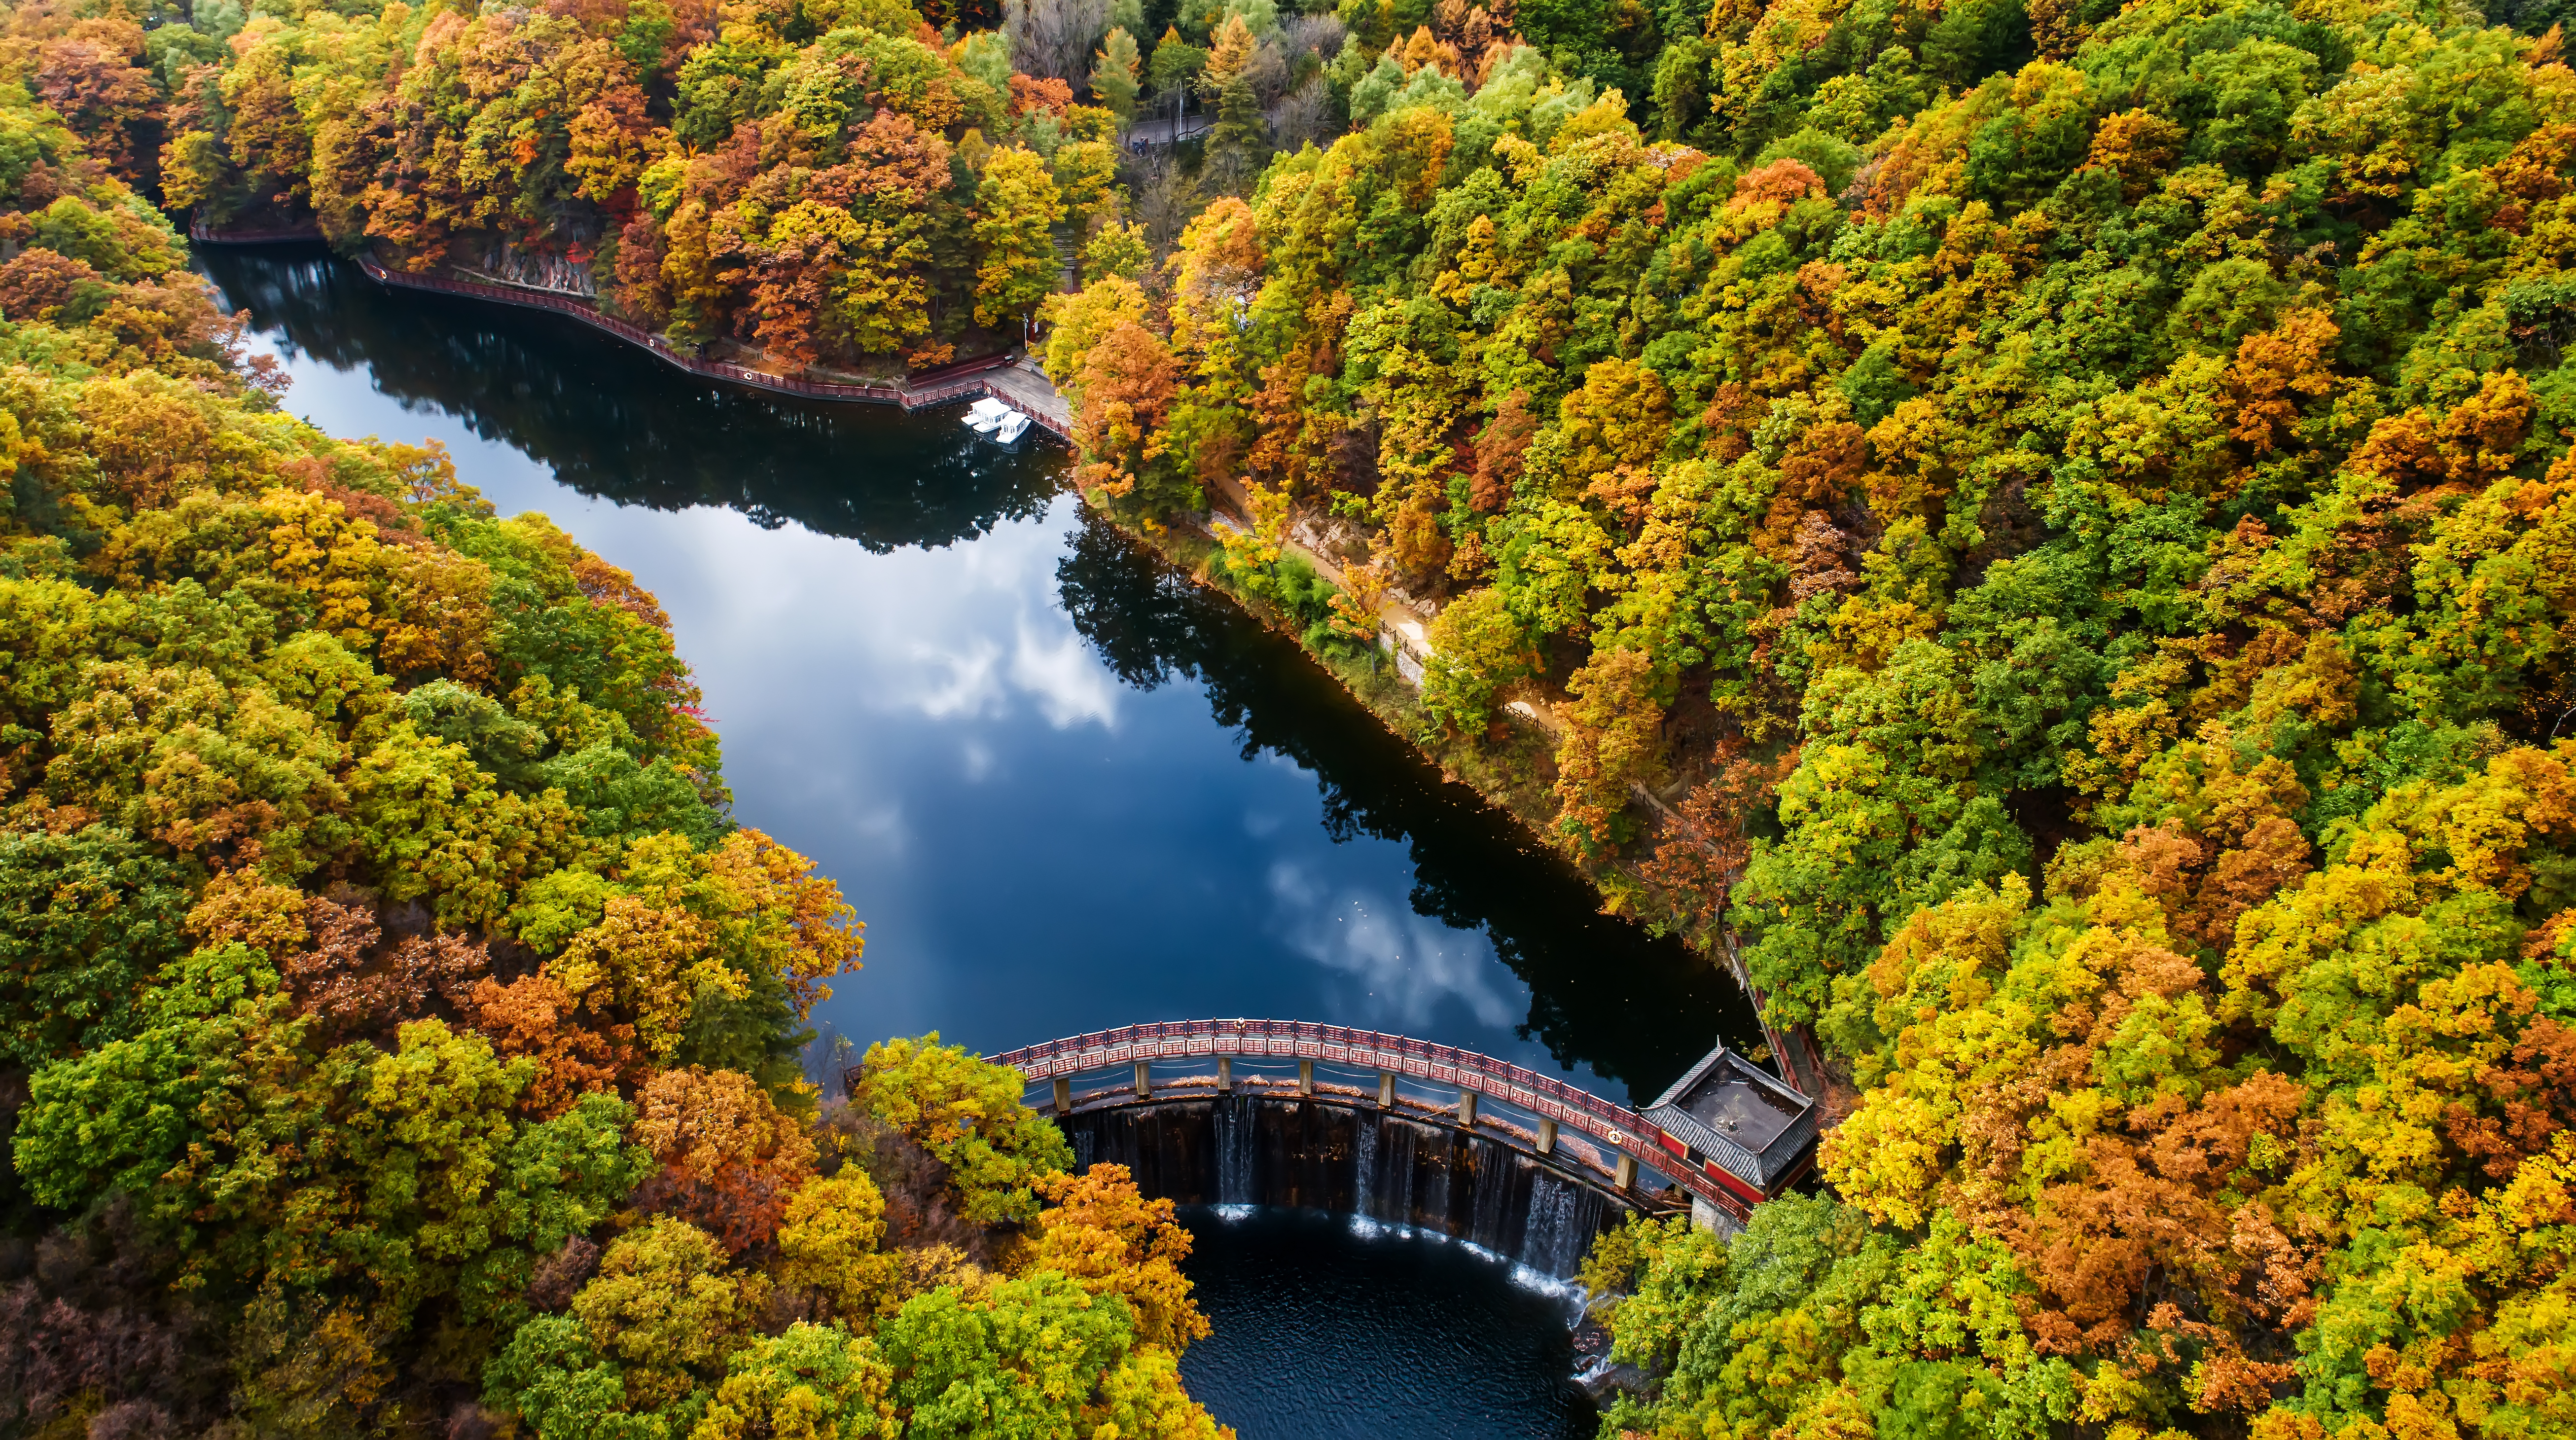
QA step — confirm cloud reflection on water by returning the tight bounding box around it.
[1267,861,1516,1033]
[199,245,1755,1104]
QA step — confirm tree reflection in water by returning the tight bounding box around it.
[1051,508,1757,1093]
[199,244,1755,1103]
[198,245,1058,551]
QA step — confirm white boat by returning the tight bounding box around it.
[962,397,1011,433]
[991,409,1032,445]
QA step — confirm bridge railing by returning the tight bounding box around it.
[924,1018,1756,1222]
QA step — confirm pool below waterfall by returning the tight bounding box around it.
[197,244,1751,1437]
[1179,1207,1600,1440]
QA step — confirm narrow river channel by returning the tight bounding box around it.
[200,246,1757,1438]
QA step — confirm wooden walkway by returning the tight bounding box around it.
[882,1019,1824,1224]
[351,257,1073,442]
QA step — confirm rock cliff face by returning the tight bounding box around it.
[1058,1094,1630,1277]
[468,243,598,297]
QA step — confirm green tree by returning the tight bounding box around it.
[1199,15,1264,186]
[573,1217,753,1412]
[875,1273,1140,1438]
[1420,588,1538,736]
[970,147,1067,329]
[1091,26,1143,118]
[1080,221,1151,283]
[0,825,188,1067]
[849,1035,1074,1227]
[1144,26,1206,107]
[694,1323,895,1440]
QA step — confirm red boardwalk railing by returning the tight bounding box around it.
[192,219,324,245]
[938,1018,1766,1222]
[353,257,1070,441]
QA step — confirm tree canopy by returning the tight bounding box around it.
[0,67,1227,1440]
[16,0,2576,1428]
[1028,0,2576,1435]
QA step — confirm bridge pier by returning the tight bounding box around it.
[1054,1077,1072,1114]
[1458,1088,1478,1127]
[1614,1152,1637,1190]
[1218,1056,1232,1091]
[1537,1117,1557,1155]
[1299,1059,1313,1096]
[1692,1194,1742,1237]
[1135,1062,1152,1100]
[1378,1071,1395,1108]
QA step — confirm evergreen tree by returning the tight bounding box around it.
[1200,14,1265,186]
[1092,25,1144,117]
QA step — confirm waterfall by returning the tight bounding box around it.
[1519,1172,1582,1277]
[1421,1127,1453,1229]
[1215,1092,1255,1204]
[1353,1112,1380,1220]
[1055,1095,1626,1277]
[1468,1150,1516,1253]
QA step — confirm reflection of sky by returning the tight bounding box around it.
[239,315,1652,1096]
[1267,860,1516,1031]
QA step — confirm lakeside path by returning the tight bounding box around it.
[979,358,1075,435]
[186,224,1084,439]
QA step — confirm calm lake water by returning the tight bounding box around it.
[1176,1208,1597,1440]
[199,246,1746,1438]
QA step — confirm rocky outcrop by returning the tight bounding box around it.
[465,243,597,297]
[1570,1300,1658,1405]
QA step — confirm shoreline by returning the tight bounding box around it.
[215,234,1821,1098]
[189,228,1073,439]
[355,258,1076,440]
[1100,505,1838,1103]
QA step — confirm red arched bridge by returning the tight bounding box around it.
[968,1018,1821,1226]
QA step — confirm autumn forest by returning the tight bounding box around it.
[1,0,2574,1432]
[0,21,1234,1437]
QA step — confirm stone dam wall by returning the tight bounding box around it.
[1057,1094,1629,1278]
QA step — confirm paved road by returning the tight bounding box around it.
[1124,113,1212,149]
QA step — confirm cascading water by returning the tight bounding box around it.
[1216,1092,1256,1205]
[1470,1151,1516,1251]
[1517,1173,1587,1277]
[1352,1111,1380,1220]
[1420,1127,1454,1228]
[1057,1095,1631,1278]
